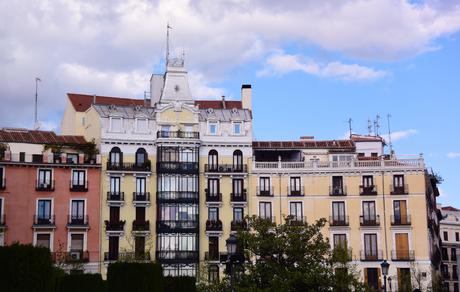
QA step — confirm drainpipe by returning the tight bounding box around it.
[278,156,282,224]
[382,169,389,260]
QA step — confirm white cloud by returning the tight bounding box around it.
[258,52,387,81]
[447,152,460,158]
[381,129,418,142]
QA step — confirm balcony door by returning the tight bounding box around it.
[333,234,347,249]
[289,202,303,221]
[72,170,86,188]
[362,201,376,222]
[209,236,219,259]
[233,207,243,222]
[395,233,409,259]
[108,236,119,260]
[110,177,121,193]
[109,147,122,166]
[394,200,408,224]
[394,175,404,187]
[259,177,270,194]
[71,200,85,222]
[110,207,120,223]
[135,148,147,167]
[259,202,272,220]
[332,202,346,222]
[208,179,219,196]
[208,150,218,171]
[38,169,52,187]
[290,177,301,195]
[233,150,243,171]
[364,234,378,259]
[136,177,146,193]
[135,236,145,259]
[232,179,243,196]
[362,175,374,187]
[37,199,52,223]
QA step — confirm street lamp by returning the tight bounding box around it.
[381,260,390,292]
[226,234,238,292]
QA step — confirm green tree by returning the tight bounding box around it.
[199,216,368,292]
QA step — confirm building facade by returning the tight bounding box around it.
[0,128,101,273]
[440,205,460,292]
[59,54,442,288]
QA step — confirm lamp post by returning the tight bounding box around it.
[226,234,238,292]
[381,260,390,292]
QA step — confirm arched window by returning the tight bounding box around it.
[135,148,148,167]
[208,150,218,171]
[233,150,243,171]
[109,147,122,167]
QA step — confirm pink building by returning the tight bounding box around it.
[0,128,101,273]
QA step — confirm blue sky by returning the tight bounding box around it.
[0,0,459,205]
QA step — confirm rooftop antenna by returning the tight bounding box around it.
[166,23,172,67]
[347,118,353,139]
[34,77,41,130]
[367,118,373,135]
[374,113,381,136]
[387,113,393,156]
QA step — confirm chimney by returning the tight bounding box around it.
[241,84,252,110]
[92,94,96,105]
[221,95,226,109]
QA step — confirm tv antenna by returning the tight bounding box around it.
[34,77,41,130]
[166,22,172,67]
[347,118,353,138]
[387,113,393,155]
[374,114,381,136]
[367,119,373,135]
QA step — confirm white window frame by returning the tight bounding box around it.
[71,169,87,188]
[289,201,303,219]
[33,232,54,251]
[109,117,123,133]
[207,121,219,135]
[67,231,87,252]
[69,198,87,220]
[36,198,54,219]
[36,168,53,186]
[232,121,243,135]
[135,118,149,134]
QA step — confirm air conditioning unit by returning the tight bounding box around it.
[70,251,81,260]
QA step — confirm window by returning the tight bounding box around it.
[207,179,220,196]
[365,268,379,290]
[208,265,219,283]
[108,236,119,260]
[442,248,448,261]
[208,237,219,260]
[371,152,378,157]
[333,234,347,249]
[362,201,376,222]
[331,176,344,195]
[67,153,78,164]
[136,177,146,193]
[233,122,242,135]
[393,200,408,224]
[37,199,52,224]
[208,207,219,221]
[290,202,303,220]
[444,231,449,241]
[209,122,218,135]
[332,202,346,222]
[135,236,145,258]
[135,148,148,167]
[71,200,85,222]
[36,234,51,249]
[259,202,272,220]
[362,175,374,187]
[208,150,218,171]
[70,234,84,252]
[159,205,198,222]
[233,207,244,222]
[259,177,271,195]
[364,234,378,259]
[289,177,301,195]
[233,150,243,170]
[37,169,52,188]
[452,248,457,261]
[110,117,122,132]
[232,179,244,196]
[109,147,122,167]
[71,170,86,188]
[0,167,4,188]
[0,198,3,223]
[392,175,406,194]
[136,118,148,133]
[110,177,121,193]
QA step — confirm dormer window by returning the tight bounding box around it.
[209,122,218,135]
[233,122,242,135]
[136,118,148,133]
[110,117,122,132]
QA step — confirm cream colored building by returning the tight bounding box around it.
[61,54,442,287]
[440,205,460,292]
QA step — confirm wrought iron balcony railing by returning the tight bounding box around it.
[206,220,223,232]
[133,192,150,202]
[256,187,274,197]
[390,184,409,195]
[157,131,199,139]
[70,180,88,192]
[53,251,90,263]
[67,215,89,227]
[360,250,383,261]
[107,192,125,202]
[106,161,151,171]
[231,220,248,231]
[205,190,222,203]
[204,164,248,173]
[359,185,377,196]
[329,216,349,226]
[105,220,125,231]
[359,215,380,226]
[329,186,347,196]
[33,215,56,226]
[390,215,411,226]
[230,191,247,202]
[391,250,415,261]
[287,186,305,196]
[36,180,55,191]
[132,220,150,232]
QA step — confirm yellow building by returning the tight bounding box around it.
[61,55,442,288]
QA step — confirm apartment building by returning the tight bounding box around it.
[440,205,460,292]
[60,53,441,287]
[0,128,101,273]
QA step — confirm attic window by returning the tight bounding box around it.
[136,118,148,133]
[206,108,214,114]
[110,117,122,132]
[231,108,238,114]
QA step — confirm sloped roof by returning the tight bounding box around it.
[253,140,355,150]
[350,134,385,143]
[0,128,87,145]
[93,104,155,118]
[67,93,146,112]
[442,206,460,212]
[195,100,242,109]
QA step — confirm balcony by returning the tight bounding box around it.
[106,161,151,172]
[33,215,56,228]
[359,215,380,226]
[391,250,415,261]
[204,164,248,173]
[257,187,274,197]
[360,185,377,196]
[155,250,199,263]
[391,215,411,226]
[205,190,222,203]
[288,186,305,197]
[107,192,125,205]
[53,251,90,263]
[206,220,223,232]
[0,178,5,189]
[104,220,125,232]
[67,215,89,228]
[157,131,199,139]
[70,180,88,192]
[2,152,101,166]
[286,216,307,226]
[35,180,55,191]
[156,220,199,233]
[133,192,150,206]
[204,251,220,262]
[329,186,347,196]
[360,250,383,261]
[230,191,247,203]
[329,216,349,226]
[156,191,199,203]
[390,184,409,195]
[104,252,119,261]
[132,220,150,232]
[231,220,248,231]
[156,162,199,174]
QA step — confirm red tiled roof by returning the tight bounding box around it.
[350,134,385,143]
[194,100,242,109]
[253,140,355,150]
[442,206,460,212]
[0,128,87,145]
[67,93,145,112]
